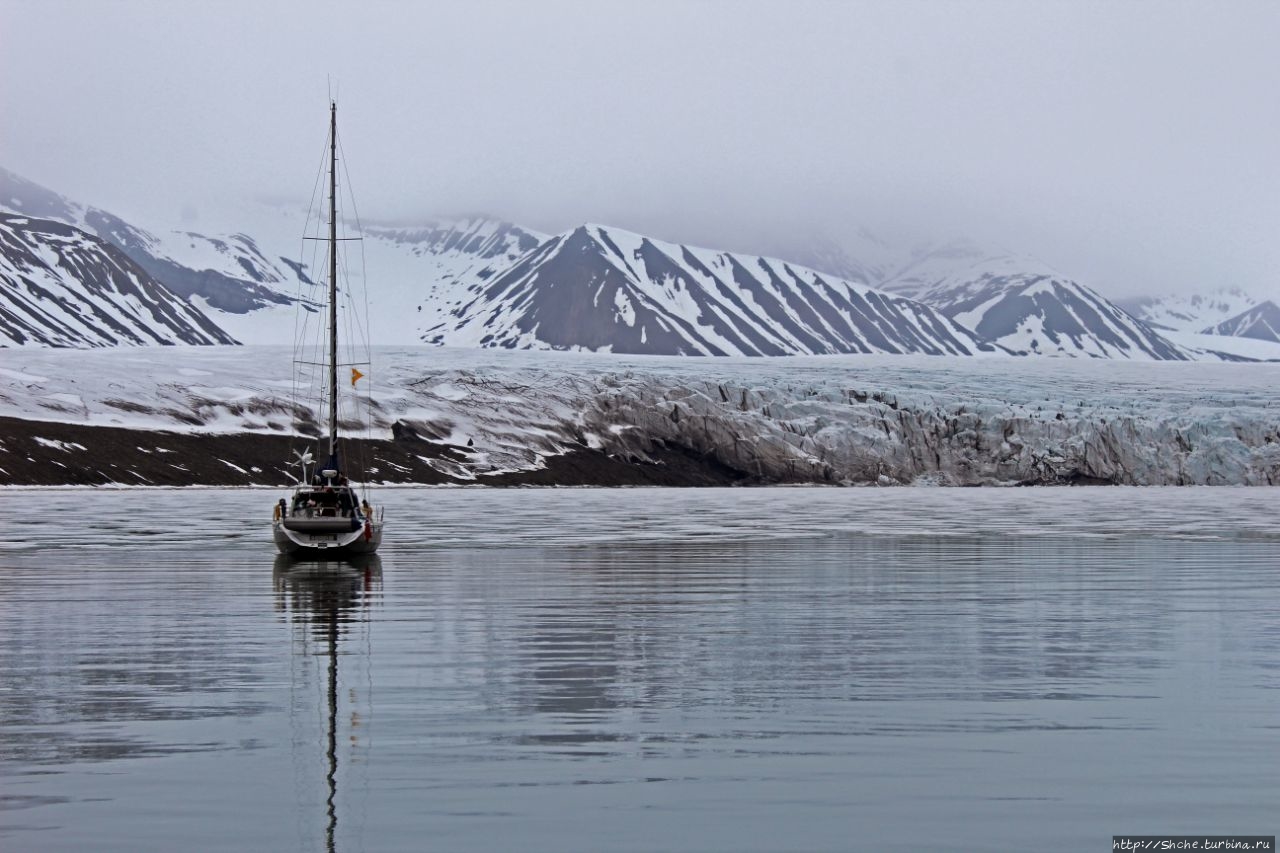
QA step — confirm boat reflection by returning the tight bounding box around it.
[273,554,381,853]
[273,554,382,624]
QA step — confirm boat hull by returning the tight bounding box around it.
[273,520,383,557]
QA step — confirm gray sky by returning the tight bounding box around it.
[2,0,1277,297]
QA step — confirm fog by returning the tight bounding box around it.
[1,0,1276,297]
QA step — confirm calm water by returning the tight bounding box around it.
[1,487,1277,852]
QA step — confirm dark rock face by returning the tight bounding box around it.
[0,214,238,347]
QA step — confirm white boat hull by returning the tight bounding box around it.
[273,520,384,556]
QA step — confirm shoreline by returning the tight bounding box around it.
[0,415,749,488]
[4,414,1273,489]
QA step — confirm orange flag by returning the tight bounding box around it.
[350,367,365,387]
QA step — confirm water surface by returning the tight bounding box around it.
[2,487,1277,852]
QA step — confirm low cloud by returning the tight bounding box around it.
[2,0,1276,298]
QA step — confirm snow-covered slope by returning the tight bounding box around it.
[1116,287,1268,333]
[880,248,1190,360]
[359,217,545,339]
[425,224,997,357]
[875,238,993,301]
[1158,329,1280,361]
[0,213,237,347]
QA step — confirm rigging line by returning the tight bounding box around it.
[336,153,374,495]
[332,176,350,449]
[335,131,376,497]
[337,255,369,488]
[291,138,328,453]
[295,130,331,355]
[334,131,367,360]
[334,181,369,414]
[336,130,375,363]
[294,184,332,462]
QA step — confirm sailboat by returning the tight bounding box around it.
[273,102,384,556]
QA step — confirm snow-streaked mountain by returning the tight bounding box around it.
[1116,287,1267,333]
[1201,300,1280,342]
[1123,291,1280,359]
[879,248,1190,360]
[2,165,1262,362]
[180,214,542,346]
[874,238,994,301]
[0,167,306,327]
[0,213,237,347]
[2,166,563,345]
[425,224,997,356]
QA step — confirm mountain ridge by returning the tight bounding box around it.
[425,223,997,357]
[0,165,1255,361]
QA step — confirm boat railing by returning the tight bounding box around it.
[291,505,360,520]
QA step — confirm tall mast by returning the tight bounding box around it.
[327,101,339,470]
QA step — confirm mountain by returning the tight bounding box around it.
[424,224,996,356]
[359,217,545,339]
[873,239,993,301]
[365,217,544,279]
[0,165,1245,361]
[1115,287,1266,333]
[1201,300,1280,342]
[0,213,237,347]
[878,247,1190,360]
[748,226,902,287]
[0,168,561,346]
[0,167,306,329]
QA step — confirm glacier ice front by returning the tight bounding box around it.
[3,346,1280,486]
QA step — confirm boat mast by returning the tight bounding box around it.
[327,101,339,473]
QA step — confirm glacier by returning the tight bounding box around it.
[2,346,1278,487]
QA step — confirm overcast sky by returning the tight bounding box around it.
[2,0,1276,297]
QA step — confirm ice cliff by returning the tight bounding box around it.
[395,362,1280,486]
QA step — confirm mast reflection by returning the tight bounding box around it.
[273,554,382,853]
